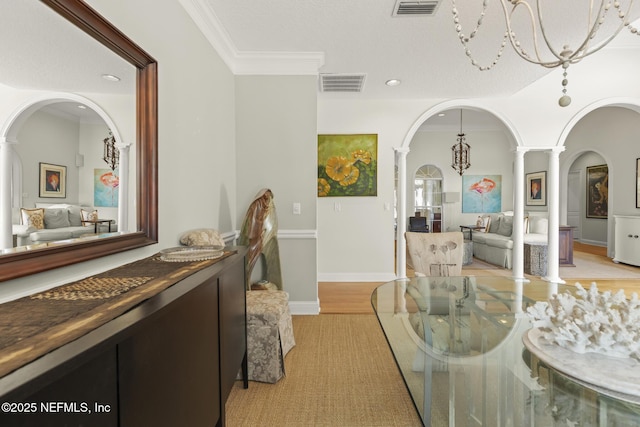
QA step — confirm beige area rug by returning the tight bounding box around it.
[560,252,640,279]
[461,252,640,280]
[225,314,422,427]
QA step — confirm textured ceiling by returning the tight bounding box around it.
[205,0,640,100]
[3,1,639,125]
[1,1,135,95]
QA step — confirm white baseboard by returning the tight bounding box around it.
[578,238,607,247]
[317,272,397,282]
[289,300,320,315]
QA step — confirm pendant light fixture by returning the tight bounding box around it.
[103,130,119,171]
[451,0,639,106]
[451,109,471,176]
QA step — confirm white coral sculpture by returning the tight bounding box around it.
[527,282,640,360]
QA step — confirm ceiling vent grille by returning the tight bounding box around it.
[393,1,440,16]
[319,74,366,93]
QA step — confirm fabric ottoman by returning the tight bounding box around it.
[245,290,295,383]
[524,242,548,276]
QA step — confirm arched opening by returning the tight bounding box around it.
[559,101,640,258]
[395,101,519,278]
[0,93,129,250]
[413,165,443,233]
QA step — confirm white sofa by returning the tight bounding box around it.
[13,203,117,246]
[471,212,548,269]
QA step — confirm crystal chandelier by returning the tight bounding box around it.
[452,109,471,176]
[452,0,639,106]
[103,130,119,171]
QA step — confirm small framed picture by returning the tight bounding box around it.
[39,162,67,198]
[526,171,546,206]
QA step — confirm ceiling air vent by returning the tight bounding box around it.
[319,74,366,93]
[393,0,440,16]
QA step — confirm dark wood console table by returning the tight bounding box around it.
[0,247,247,427]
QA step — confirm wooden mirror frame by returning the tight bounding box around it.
[0,0,158,282]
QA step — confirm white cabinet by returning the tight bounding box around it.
[614,215,640,266]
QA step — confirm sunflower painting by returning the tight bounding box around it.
[318,134,377,197]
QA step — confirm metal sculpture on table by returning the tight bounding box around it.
[239,188,283,290]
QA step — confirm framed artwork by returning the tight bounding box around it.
[94,168,120,207]
[586,164,608,218]
[317,134,377,197]
[637,158,640,209]
[462,175,502,213]
[526,171,546,206]
[39,162,66,198]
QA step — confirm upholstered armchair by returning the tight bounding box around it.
[405,231,464,277]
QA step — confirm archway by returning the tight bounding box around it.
[395,100,521,279]
[0,93,127,249]
[558,99,640,258]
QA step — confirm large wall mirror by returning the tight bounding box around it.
[0,0,158,281]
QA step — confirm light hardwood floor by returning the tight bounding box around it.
[318,242,640,314]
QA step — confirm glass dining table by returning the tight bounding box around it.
[371,276,640,427]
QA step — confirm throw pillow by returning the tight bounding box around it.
[81,209,99,222]
[44,208,71,229]
[48,204,83,226]
[20,208,45,230]
[488,214,501,233]
[496,215,513,237]
[179,229,225,247]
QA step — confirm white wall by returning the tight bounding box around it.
[317,99,433,281]
[234,75,318,310]
[407,129,514,231]
[15,110,80,209]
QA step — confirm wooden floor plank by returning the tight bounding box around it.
[319,243,640,314]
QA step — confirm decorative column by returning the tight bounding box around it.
[0,137,16,249]
[395,147,410,279]
[116,141,131,232]
[512,148,527,281]
[544,147,566,284]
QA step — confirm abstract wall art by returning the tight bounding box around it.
[462,175,502,213]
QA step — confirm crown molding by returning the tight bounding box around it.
[179,0,324,75]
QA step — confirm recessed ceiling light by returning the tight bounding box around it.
[385,79,401,87]
[438,113,445,117]
[102,74,121,82]
[77,105,87,109]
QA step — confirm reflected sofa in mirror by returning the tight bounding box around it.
[0,0,157,281]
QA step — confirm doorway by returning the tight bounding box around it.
[413,164,443,232]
